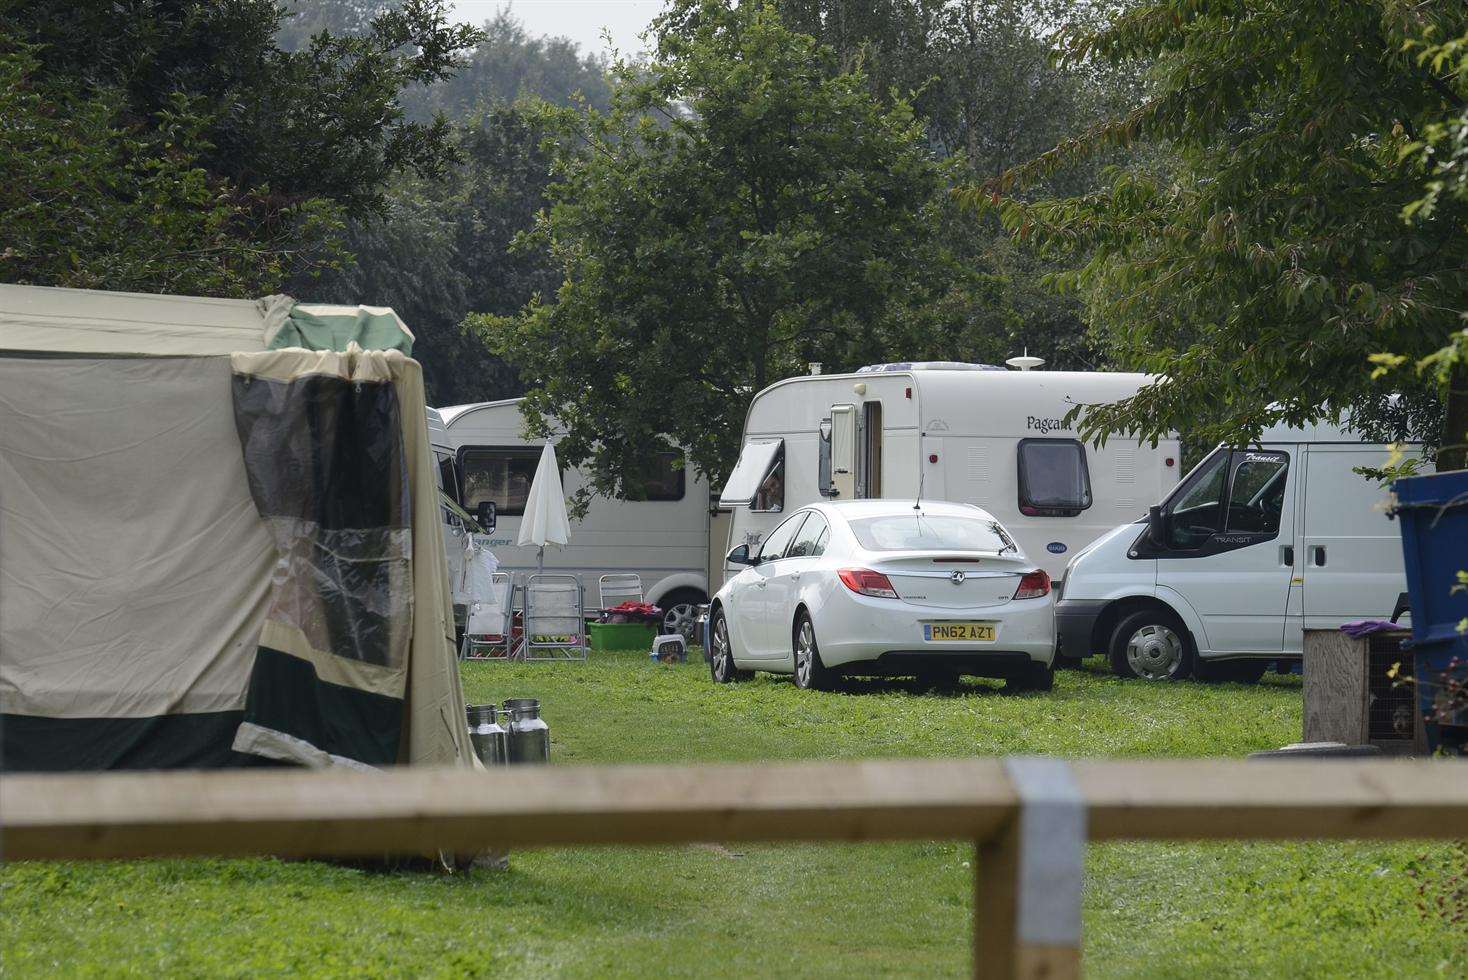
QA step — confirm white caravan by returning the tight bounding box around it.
[718,364,1182,583]
[1055,422,1424,681]
[439,399,712,632]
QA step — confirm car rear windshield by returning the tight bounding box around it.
[849,514,1013,553]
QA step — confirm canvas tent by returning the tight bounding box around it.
[0,284,474,772]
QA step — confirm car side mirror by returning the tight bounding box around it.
[726,544,757,566]
[1146,505,1166,548]
[475,501,498,533]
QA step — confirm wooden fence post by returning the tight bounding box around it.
[974,758,1084,979]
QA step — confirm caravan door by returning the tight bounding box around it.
[830,404,856,499]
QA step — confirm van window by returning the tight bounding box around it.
[758,512,807,561]
[1017,439,1092,516]
[638,451,686,502]
[817,419,834,497]
[459,447,543,517]
[787,512,830,558]
[1165,449,1229,549]
[1224,451,1289,535]
[753,446,784,512]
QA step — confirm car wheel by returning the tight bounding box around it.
[708,607,751,684]
[1004,659,1054,693]
[792,612,835,691]
[659,588,705,642]
[1109,608,1194,681]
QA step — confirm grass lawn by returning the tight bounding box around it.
[2,654,1463,977]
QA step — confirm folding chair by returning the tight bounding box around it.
[598,573,644,609]
[523,573,588,662]
[460,571,514,660]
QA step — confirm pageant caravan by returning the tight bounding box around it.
[1055,421,1426,681]
[719,364,1182,583]
[439,399,713,633]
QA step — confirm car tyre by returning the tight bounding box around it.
[1004,659,1055,693]
[1109,608,1194,681]
[792,612,836,691]
[708,607,751,684]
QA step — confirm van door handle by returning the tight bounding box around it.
[1311,546,1326,567]
[1280,545,1294,567]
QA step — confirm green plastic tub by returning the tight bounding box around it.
[589,621,657,652]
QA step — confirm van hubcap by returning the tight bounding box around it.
[1126,624,1183,680]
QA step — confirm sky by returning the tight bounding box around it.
[449,1,663,56]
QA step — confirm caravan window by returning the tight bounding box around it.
[752,446,784,512]
[637,451,686,502]
[1016,439,1092,516]
[459,447,544,517]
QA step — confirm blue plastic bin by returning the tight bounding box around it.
[1391,470,1468,752]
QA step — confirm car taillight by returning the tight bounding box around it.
[1013,569,1050,600]
[837,568,900,599]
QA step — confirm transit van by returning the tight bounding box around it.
[1055,421,1425,681]
[438,399,712,635]
[718,363,1182,584]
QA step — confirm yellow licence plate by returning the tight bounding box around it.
[924,622,996,642]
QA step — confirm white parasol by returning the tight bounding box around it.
[517,442,570,573]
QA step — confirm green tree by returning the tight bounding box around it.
[296,102,559,404]
[967,1,1468,466]
[2,0,482,293]
[474,0,947,501]
[0,43,337,295]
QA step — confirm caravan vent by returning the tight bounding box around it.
[1112,447,1136,484]
[855,361,1004,374]
[967,445,990,485]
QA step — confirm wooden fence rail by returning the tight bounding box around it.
[3,758,1466,979]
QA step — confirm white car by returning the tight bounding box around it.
[709,500,1056,691]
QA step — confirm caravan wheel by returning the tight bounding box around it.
[660,588,706,641]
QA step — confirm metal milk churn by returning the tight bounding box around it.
[466,703,508,767]
[504,697,550,764]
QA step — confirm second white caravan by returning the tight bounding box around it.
[719,364,1182,583]
[439,399,712,633]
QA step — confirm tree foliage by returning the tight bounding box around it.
[966,1,1468,464]
[0,42,339,295]
[1,0,482,296]
[475,0,948,501]
[294,103,559,404]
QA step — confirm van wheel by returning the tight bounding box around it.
[1109,609,1194,681]
[709,608,751,683]
[792,613,836,691]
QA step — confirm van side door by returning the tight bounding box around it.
[1300,445,1411,628]
[1152,447,1298,655]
